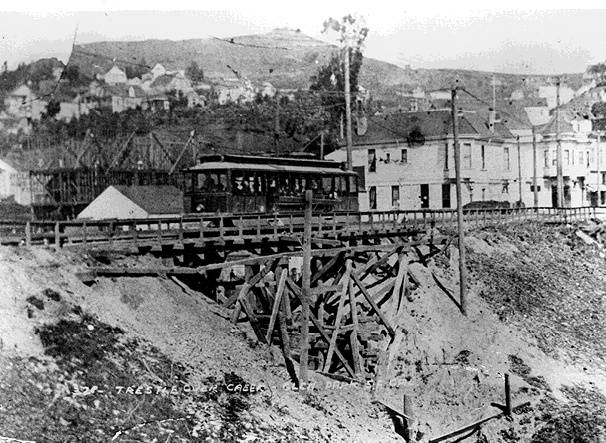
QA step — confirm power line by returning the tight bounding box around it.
[458,87,532,130]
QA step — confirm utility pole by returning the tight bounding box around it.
[532,126,538,207]
[344,46,353,171]
[556,78,564,208]
[274,90,280,156]
[320,131,325,160]
[450,87,467,316]
[597,132,601,207]
[300,189,313,384]
[517,135,523,205]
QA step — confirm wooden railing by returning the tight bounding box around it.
[0,206,599,249]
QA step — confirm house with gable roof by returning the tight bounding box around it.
[326,109,521,211]
[77,185,184,220]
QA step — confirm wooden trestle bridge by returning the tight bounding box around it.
[0,206,599,386]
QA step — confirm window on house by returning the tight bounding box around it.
[444,143,449,170]
[463,143,472,169]
[481,188,486,201]
[504,147,511,170]
[401,149,408,164]
[368,149,376,172]
[530,185,541,192]
[391,185,400,208]
[552,149,557,166]
[544,150,549,167]
[565,150,570,165]
[579,151,584,166]
[442,183,451,208]
[385,152,391,163]
[481,145,486,170]
[587,151,591,168]
[602,173,606,185]
[369,186,377,210]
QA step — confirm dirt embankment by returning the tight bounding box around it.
[0,222,605,442]
[375,223,606,442]
[0,246,401,442]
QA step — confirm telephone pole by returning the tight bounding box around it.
[597,132,601,206]
[344,46,353,171]
[532,126,538,207]
[556,78,564,207]
[450,87,467,316]
[274,90,280,155]
[517,135,523,205]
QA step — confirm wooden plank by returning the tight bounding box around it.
[351,272,395,338]
[288,277,356,378]
[323,260,352,373]
[392,254,409,313]
[230,283,249,323]
[265,268,287,343]
[238,290,267,344]
[300,190,313,384]
[348,276,362,375]
[278,294,299,386]
[356,246,401,279]
[310,252,343,286]
[310,284,343,295]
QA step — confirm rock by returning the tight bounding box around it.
[42,288,61,301]
[26,295,44,310]
[575,230,596,245]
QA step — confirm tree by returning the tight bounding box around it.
[588,62,606,83]
[309,15,368,134]
[186,61,204,82]
[124,58,148,80]
[63,65,80,83]
[44,100,61,119]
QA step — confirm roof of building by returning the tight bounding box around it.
[9,84,34,97]
[113,185,183,214]
[346,110,513,146]
[104,84,146,98]
[105,65,126,76]
[150,74,177,89]
[539,112,576,135]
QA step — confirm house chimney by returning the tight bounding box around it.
[488,108,497,132]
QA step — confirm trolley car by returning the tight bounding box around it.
[183,154,359,214]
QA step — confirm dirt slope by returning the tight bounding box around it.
[1,221,605,442]
[0,246,400,442]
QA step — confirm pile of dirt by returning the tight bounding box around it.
[374,222,606,441]
[0,246,401,442]
[464,224,606,367]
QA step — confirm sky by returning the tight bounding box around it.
[2,1,606,75]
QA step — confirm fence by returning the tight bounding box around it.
[0,206,598,249]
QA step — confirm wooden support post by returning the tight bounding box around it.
[266,268,288,343]
[231,283,250,323]
[25,221,31,247]
[278,290,299,386]
[199,216,204,243]
[54,222,61,250]
[403,394,415,442]
[348,273,362,376]
[300,189,313,384]
[505,373,512,416]
[392,254,408,312]
[238,291,267,344]
[351,272,395,337]
[323,260,352,373]
[451,87,468,316]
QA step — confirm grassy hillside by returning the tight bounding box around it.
[72,29,584,101]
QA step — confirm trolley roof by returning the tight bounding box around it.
[186,154,356,176]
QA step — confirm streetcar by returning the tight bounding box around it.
[183,154,359,214]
